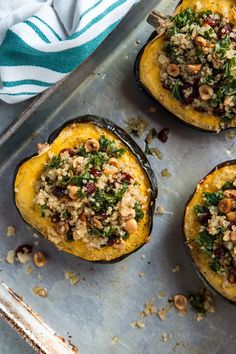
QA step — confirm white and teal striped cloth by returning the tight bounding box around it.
[0,0,139,104]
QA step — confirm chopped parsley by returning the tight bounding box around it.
[203,191,224,207]
[40,204,48,217]
[46,155,61,169]
[134,202,144,221]
[99,135,126,158]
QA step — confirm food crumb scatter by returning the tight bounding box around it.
[161,333,172,342]
[15,244,32,264]
[65,271,80,285]
[26,266,33,274]
[155,205,165,215]
[111,336,119,344]
[172,264,181,273]
[161,168,171,178]
[33,233,39,239]
[33,286,47,297]
[158,290,167,298]
[6,250,15,264]
[33,251,47,268]
[139,297,158,318]
[196,313,204,322]
[6,226,16,237]
[141,254,146,259]
[131,320,145,329]
[138,272,144,278]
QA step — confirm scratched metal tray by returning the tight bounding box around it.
[0,0,235,353]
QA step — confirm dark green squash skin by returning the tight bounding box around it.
[14,115,158,264]
[183,160,236,305]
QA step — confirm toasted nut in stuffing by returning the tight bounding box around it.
[124,218,137,233]
[199,85,214,100]
[218,198,234,214]
[174,295,188,311]
[226,211,236,221]
[194,36,207,48]
[224,189,236,199]
[56,222,69,234]
[6,250,15,264]
[85,138,100,152]
[186,64,202,73]
[109,158,119,167]
[68,185,79,200]
[33,252,46,267]
[167,63,180,77]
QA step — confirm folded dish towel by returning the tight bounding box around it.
[0,0,139,104]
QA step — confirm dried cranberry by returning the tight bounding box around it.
[214,246,226,257]
[90,168,102,177]
[158,128,169,143]
[59,148,76,156]
[228,270,236,283]
[51,212,61,224]
[96,211,107,220]
[197,211,211,225]
[204,17,219,27]
[213,106,225,117]
[52,186,65,198]
[180,83,199,105]
[15,244,32,256]
[85,182,96,195]
[107,236,119,247]
[217,24,232,38]
[120,173,132,183]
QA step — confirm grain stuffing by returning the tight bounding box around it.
[158,7,236,127]
[35,135,146,249]
[194,178,236,283]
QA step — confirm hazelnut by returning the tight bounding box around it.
[120,207,135,220]
[230,231,236,242]
[85,138,100,152]
[226,211,236,221]
[224,96,234,106]
[174,295,188,311]
[167,63,180,77]
[218,198,234,214]
[124,218,137,233]
[68,185,79,200]
[186,64,202,74]
[92,216,103,229]
[33,252,46,267]
[194,36,207,48]
[56,222,69,234]
[79,213,87,223]
[199,84,214,100]
[224,189,236,199]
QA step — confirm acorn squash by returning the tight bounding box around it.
[184,160,236,303]
[135,0,236,132]
[14,116,157,262]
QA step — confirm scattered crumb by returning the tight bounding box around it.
[157,304,173,321]
[65,271,80,285]
[26,266,33,274]
[124,116,148,137]
[161,333,172,342]
[226,130,235,139]
[32,286,47,297]
[141,254,146,259]
[112,336,119,344]
[37,274,43,280]
[196,313,204,322]
[161,168,171,178]
[131,320,145,329]
[149,106,157,113]
[17,252,31,264]
[150,148,163,160]
[6,226,16,237]
[155,205,165,215]
[33,233,39,239]
[174,295,188,313]
[139,297,158,318]
[158,291,167,298]
[6,250,15,264]
[172,265,181,273]
[33,252,46,268]
[138,272,144,278]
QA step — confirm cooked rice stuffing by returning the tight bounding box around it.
[35,135,147,249]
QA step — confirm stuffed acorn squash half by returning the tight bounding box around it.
[136,0,236,132]
[184,161,236,303]
[14,116,157,262]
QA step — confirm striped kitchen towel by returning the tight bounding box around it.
[0,0,139,104]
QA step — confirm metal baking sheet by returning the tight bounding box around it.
[0,0,236,353]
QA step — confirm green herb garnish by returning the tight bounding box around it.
[134,202,144,221]
[203,191,224,207]
[40,204,48,217]
[46,155,61,170]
